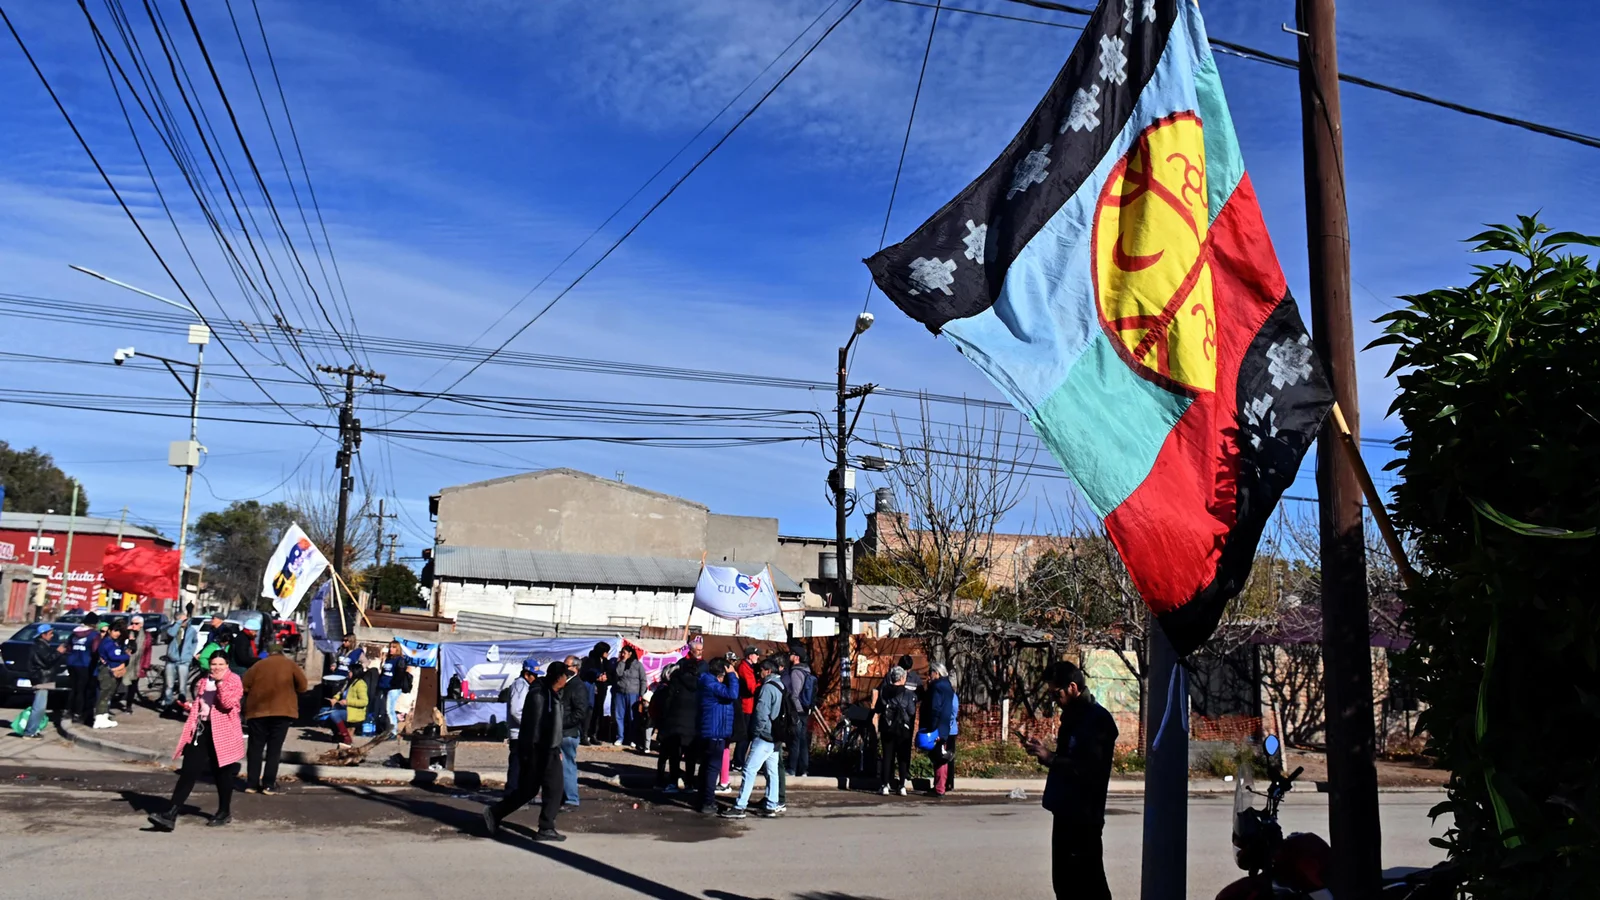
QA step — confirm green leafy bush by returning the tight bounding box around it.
[1376,217,1600,897]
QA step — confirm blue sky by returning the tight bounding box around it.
[2,0,1597,565]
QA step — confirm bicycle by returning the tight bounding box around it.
[825,703,878,785]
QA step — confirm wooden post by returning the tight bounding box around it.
[1298,0,1383,893]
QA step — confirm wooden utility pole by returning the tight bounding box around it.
[317,365,384,579]
[368,499,398,567]
[1296,0,1382,895]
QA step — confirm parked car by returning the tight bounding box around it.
[273,619,302,651]
[139,612,170,641]
[0,622,76,701]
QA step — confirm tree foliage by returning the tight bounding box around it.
[0,441,87,514]
[192,500,294,609]
[364,562,422,611]
[1378,217,1600,896]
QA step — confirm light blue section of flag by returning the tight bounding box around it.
[939,1,1211,513]
[1193,43,1244,223]
[1032,333,1190,517]
[395,636,439,668]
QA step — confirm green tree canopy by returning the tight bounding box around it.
[1379,216,1600,895]
[363,562,422,611]
[0,441,87,514]
[192,500,293,609]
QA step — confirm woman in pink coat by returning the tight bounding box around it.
[148,653,246,830]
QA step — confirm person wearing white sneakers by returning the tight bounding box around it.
[93,621,131,729]
[874,666,917,796]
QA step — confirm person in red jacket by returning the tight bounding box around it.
[731,646,761,772]
[147,653,246,831]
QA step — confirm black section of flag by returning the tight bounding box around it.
[1157,294,1333,658]
[864,0,1176,334]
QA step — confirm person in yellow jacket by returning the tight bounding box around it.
[329,662,369,751]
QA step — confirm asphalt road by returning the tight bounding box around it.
[0,760,1447,900]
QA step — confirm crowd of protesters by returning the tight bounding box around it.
[15,614,1120,899]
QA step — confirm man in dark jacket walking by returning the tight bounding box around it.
[1023,660,1118,900]
[559,654,590,807]
[484,661,572,842]
[695,657,740,813]
[20,625,63,738]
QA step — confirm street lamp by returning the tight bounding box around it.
[77,265,206,613]
[833,312,876,695]
[30,508,53,623]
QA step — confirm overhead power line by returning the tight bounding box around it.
[396,0,870,418]
[992,0,1600,150]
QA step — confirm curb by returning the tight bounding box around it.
[56,718,171,767]
[53,723,1448,796]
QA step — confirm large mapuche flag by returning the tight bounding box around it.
[867,0,1332,656]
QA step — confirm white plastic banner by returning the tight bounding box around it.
[692,565,781,620]
[260,523,330,619]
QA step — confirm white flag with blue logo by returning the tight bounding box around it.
[692,565,780,620]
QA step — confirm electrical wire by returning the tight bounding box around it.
[863,0,942,317]
[993,0,1600,151]
[389,0,871,422]
[395,0,852,412]
[2,6,330,433]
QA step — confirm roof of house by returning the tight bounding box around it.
[434,545,802,594]
[0,512,168,544]
[437,468,708,510]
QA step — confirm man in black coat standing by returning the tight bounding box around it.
[1023,660,1118,900]
[484,660,573,842]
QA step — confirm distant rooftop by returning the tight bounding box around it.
[0,512,169,544]
[434,545,802,594]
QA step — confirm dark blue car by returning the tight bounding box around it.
[1,622,76,700]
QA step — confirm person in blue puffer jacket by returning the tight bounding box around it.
[924,663,960,796]
[93,621,132,728]
[694,656,740,813]
[64,615,99,725]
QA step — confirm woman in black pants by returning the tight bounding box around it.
[148,654,246,830]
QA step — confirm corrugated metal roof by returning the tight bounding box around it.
[0,512,167,543]
[434,545,802,594]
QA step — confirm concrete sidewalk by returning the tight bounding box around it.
[53,713,1444,797]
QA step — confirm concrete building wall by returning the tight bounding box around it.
[436,469,709,559]
[435,578,798,643]
[776,536,832,609]
[705,514,779,566]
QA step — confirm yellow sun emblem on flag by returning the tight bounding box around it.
[1092,112,1216,394]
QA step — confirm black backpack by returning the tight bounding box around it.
[766,682,801,745]
[882,691,915,738]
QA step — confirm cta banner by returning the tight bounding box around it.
[436,637,619,727]
[260,524,329,619]
[692,565,780,620]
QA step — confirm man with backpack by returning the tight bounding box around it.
[784,646,816,777]
[874,665,917,795]
[722,658,788,818]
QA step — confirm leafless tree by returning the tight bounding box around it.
[285,471,378,581]
[860,398,1034,669]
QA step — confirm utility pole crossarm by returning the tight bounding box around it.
[318,365,385,578]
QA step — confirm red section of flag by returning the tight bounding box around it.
[102,544,181,599]
[1105,175,1285,617]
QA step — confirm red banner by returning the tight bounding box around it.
[102,545,181,599]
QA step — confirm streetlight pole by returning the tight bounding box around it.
[175,329,205,614]
[81,265,208,616]
[112,327,207,615]
[833,312,874,698]
[30,508,53,623]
